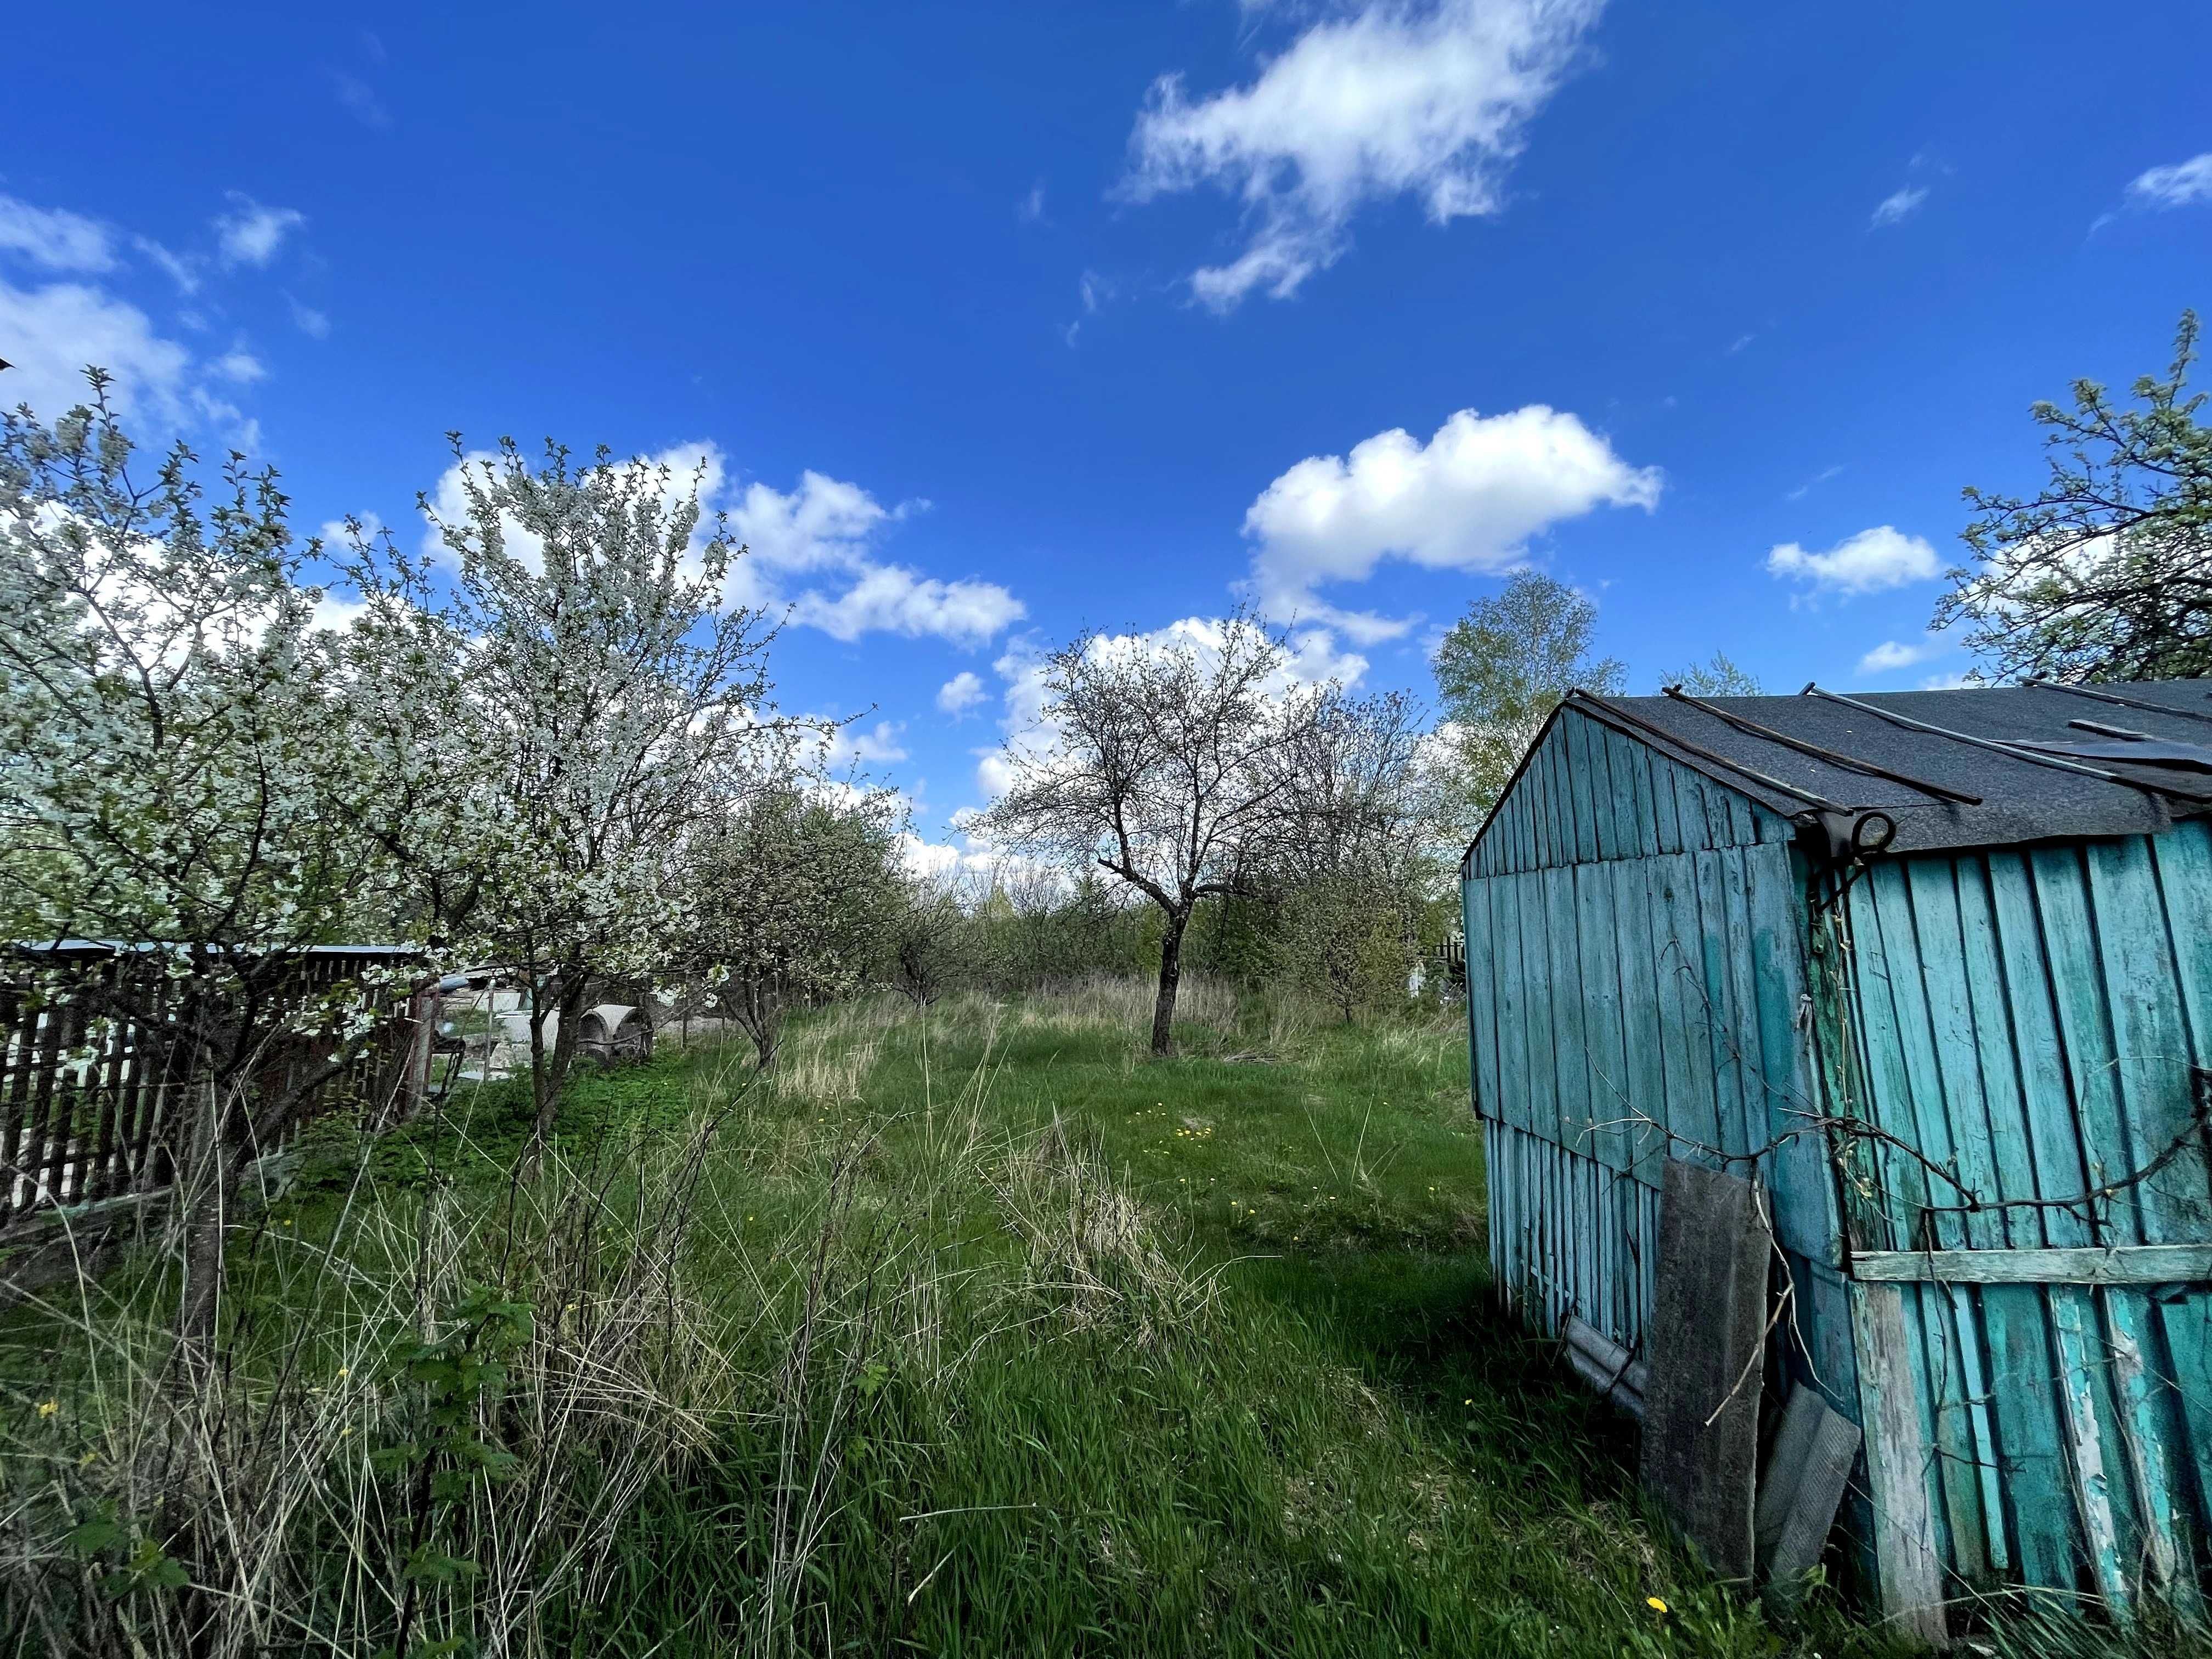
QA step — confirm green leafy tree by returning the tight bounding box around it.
[1431,571,1622,827]
[1664,652,1761,696]
[1938,309,2212,682]
[678,769,904,1069]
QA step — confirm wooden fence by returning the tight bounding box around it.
[0,945,434,1227]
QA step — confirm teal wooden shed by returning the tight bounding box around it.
[1460,679,2212,1635]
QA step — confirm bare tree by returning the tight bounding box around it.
[979,611,1330,1055]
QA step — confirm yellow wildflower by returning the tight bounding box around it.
[37,1400,58,1419]
[1646,1596,1669,1613]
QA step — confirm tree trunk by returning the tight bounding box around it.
[529,972,592,1147]
[1150,906,1190,1057]
[174,1083,251,1373]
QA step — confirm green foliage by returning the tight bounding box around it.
[1432,571,1623,828]
[11,993,2186,1657]
[1665,652,1762,696]
[1940,308,2212,682]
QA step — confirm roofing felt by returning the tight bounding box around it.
[1564,678,2212,854]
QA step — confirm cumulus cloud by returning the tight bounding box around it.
[832,719,910,765]
[937,670,988,716]
[0,280,192,422]
[417,445,1024,648]
[0,195,116,272]
[1767,525,1939,597]
[1122,0,1604,308]
[2125,154,2212,211]
[791,565,1025,648]
[212,194,306,268]
[1856,636,1945,676]
[1242,404,1660,639]
[1869,184,1927,228]
[286,294,331,338]
[729,469,889,572]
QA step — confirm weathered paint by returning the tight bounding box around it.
[1464,701,2212,1622]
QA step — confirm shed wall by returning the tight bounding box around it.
[1821,823,2212,1610]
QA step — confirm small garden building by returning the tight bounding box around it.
[1460,679,2212,1632]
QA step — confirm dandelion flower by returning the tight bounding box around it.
[37,1400,58,1419]
[1646,1596,1669,1613]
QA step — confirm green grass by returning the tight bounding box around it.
[7,981,2191,1657]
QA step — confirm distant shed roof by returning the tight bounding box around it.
[1558,678,2212,855]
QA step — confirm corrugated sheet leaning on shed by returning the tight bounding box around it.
[1459,676,2212,1639]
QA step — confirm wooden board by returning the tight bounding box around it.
[1639,1160,1771,1584]
[1756,1383,1862,1606]
[1854,1245,2212,1284]
[1850,1282,1949,1646]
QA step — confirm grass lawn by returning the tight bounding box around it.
[5,981,2177,1657]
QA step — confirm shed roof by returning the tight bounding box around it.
[1559,679,2212,855]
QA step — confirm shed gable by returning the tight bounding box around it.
[1467,706,1797,882]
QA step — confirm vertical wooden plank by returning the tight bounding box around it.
[1980,1280,2083,1590]
[2085,838,2211,1243]
[1613,857,1669,1187]
[1748,845,1838,1265]
[1585,714,1624,864]
[1467,876,1501,1122]
[2051,1285,2135,1616]
[1548,866,1594,1161]
[1565,712,1601,867]
[1576,863,1632,1173]
[1699,849,1759,1166]
[1532,733,1561,872]
[1862,863,1993,1581]
[2030,846,2143,1245]
[1852,1282,1949,1647]
[1652,854,1722,1166]
[1494,872,1530,1134]
[1620,727,1660,860]
[1651,751,1685,857]
[1984,853,2092,1248]
[1518,873,1560,1147]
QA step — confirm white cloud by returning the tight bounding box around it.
[1856,636,1944,676]
[1785,464,1844,502]
[1242,404,1660,637]
[286,294,330,338]
[212,194,306,268]
[334,72,392,129]
[729,469,888,572]
[937,670,987,716]
[0,195,115,273]
[1768,525,1939,597]
[419,446,1024,648]
[210,348,267,384]
[1019,182,1047,222]
[0,280,191,422]
[1122,0,1604,308]
[791,564,1025,648]
[134,236,204,294]
[2125,153,2212,211]
[1869,184,1928,228]
[832,719,910,766]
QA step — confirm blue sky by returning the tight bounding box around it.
[6,1,2209,856]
